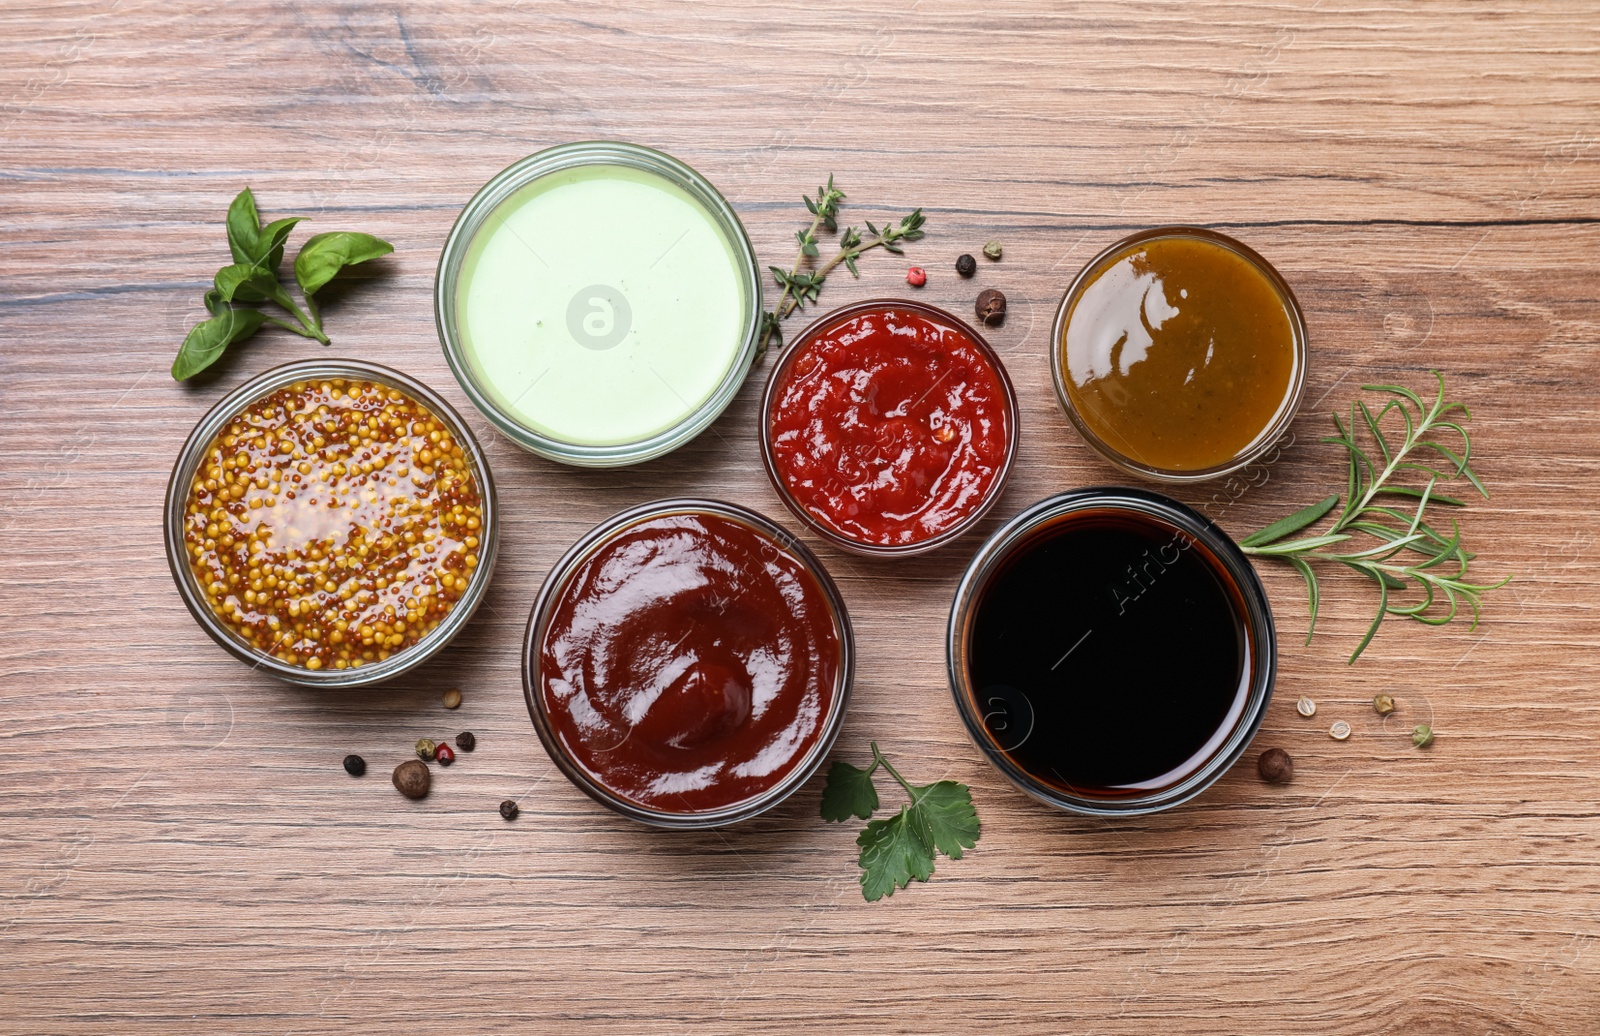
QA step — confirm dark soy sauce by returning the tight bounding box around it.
[968,509,1250,797]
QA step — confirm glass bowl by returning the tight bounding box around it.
[523,498,855,828]
[1051,226,1308,483]
[435,141,763,468]
[759,298,1020,558]
[163,359,500,687]
[946,486,1276,816]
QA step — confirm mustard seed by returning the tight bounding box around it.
[442,688,462,710]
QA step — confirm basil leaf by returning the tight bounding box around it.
[203,288,226,317]
[171,306,267,381]
[214,262,281,305]
[257,216,302,272]
[226,188,262,265]
[294,232,394,296]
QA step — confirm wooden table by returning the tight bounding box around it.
[3,2,1597,1032]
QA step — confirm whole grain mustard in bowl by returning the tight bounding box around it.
[163,359,499,686]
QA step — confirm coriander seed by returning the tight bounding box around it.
[1412,724,1434,748]
[1373,694,1396,716]
[393,759,431,800]
[1329,720,1352,741]
[342,754,366,777]
[442,688,462,710]
[1257,747,1293,784]
[415,738,437,762]
[499,799,519,821]
[956,254,977,278]
[1296,696,1316,717]
[456,731,476,752]
[982,239,1003,260]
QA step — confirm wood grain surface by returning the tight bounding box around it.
[3,2,1599,1032]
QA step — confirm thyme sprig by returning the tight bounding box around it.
[1241,373,1509,663]
[757,175,927,359]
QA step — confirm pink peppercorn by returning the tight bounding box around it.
[434,742,456,766]
[906,266,927,287]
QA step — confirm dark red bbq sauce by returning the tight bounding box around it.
[766,304,1013,548]
[538,512,841,814]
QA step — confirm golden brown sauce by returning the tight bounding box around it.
[182,378,483,670]
[1059,234,1299,472]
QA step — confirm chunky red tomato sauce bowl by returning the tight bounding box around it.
[523,499,854,828]
[760,299,1019,557]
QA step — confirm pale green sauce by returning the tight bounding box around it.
[456,165,747,446]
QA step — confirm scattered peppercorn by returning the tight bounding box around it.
[1412,724,1434,748]
[499,799,519,821]
[1296,695,1317,717]
[955,253,977,278]
[906,266,927,287]
[456,731,476,752]
[982,239,1003,261]
[393,759,431,799]
[434,742,456,766]
[442,688,462,710]
[975,288,1007,326]
[342,754,366,777]
[1329,720,1352,741]
[1257,747,1293,784]
[1374,694,1396,716]
[415,737,437,762]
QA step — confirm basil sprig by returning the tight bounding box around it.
[171,188,392,380]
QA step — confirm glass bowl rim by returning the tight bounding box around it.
[163,357,500,687]
[434,140,764,468]
[1050,225,1309,483]
[945,485,1277,816]
[521,497,856,828]
[758,296,1021,558]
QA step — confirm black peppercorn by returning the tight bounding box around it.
[342,754,366,777]
[1257,747,1294,784]
[975,288,1007,326]
[456,731,476,752]
[393,759,431,800]
[955,253,976,278]
[499,799,519,821]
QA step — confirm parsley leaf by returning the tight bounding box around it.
[821,742,980,902]
[911,780,980,860]
[820,760,879,822]
[856,807,935,902]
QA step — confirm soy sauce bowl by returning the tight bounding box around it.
[946,487,1276,816]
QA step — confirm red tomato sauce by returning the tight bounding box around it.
[765,303,1014,549]
[538,511,841,814]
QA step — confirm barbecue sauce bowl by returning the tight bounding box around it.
[947,487,1276,816]
[524,499,854,828]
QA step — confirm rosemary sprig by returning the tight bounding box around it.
[1241,372,1509,663]
[756,175,927,359]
